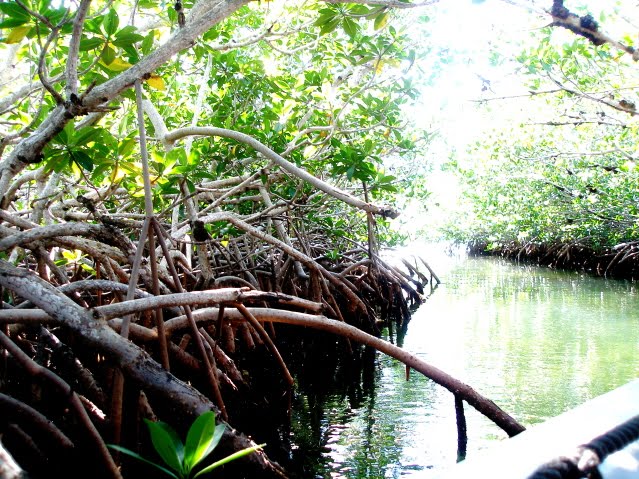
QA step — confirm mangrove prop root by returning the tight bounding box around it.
[455,394,468,461]
[130,307,526,437]
[198,327,227,414]
[0,393,74,450]
[0,331,121,479]
[0,261,287,478]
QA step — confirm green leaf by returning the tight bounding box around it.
[73,127,102,147]
[184,412,219,472]
[0,3,31,23]
[144,420,185,475]
[314,9,335,27]
[107,445,179,479]
[319,18,340,35]
[43,153,67,173]
[165,147,187,166]
[349,4,370,15]
[79,36,103,51]
[0,17,29,28]
[342,18,359,38]
[54,122,74,146]
[141,30,155,54]
[103,9,119,37]
[119,136,137,158]
[373,11,390,30]
[101,45,116,65]
[71,150,94,171]
[113,26,144,47]
[42,6,67,26]
[192,444,265,479]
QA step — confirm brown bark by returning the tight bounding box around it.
[0,260,287,478]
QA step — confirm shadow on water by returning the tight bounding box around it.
[265,317,444,479]
[280,329,383,479]
[245,249,639,479]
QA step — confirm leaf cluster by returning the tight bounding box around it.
[109,411,264,479]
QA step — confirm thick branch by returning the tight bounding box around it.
[0,222,108,252]
[161,307,526,437]
[65,0,92,99]
[549,2,637,59]
[0,0,251,198]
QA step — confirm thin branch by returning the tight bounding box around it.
[15,0,54,28]
[324,0,438,8]
[37,26,64,104]
[65,0,92,99]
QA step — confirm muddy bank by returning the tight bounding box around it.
[468,240,639,280]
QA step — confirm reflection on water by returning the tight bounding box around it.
[287,251,639,478]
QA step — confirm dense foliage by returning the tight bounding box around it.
[1,0,428,246]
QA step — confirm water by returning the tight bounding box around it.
[286,252,639,478]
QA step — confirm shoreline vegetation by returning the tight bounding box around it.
[468,240,639,281]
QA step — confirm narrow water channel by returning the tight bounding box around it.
[285,250,639,478]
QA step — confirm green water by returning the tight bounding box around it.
[287,253,639,478]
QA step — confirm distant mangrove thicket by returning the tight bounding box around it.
[444,1,639,279]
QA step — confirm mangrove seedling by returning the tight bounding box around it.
[108,411,264,478]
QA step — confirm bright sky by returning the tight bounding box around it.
[395,0,637,238]
[394,0,537,237]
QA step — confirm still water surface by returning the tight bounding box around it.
[288,252,639,478]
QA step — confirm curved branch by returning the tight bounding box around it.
[93,287,323,320]
[157,307,527,437]
[162,126,399,218]
[0,222,107,252]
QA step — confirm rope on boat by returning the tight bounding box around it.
[527,414,639,479]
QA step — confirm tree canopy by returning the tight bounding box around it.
[4,0,638,477]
